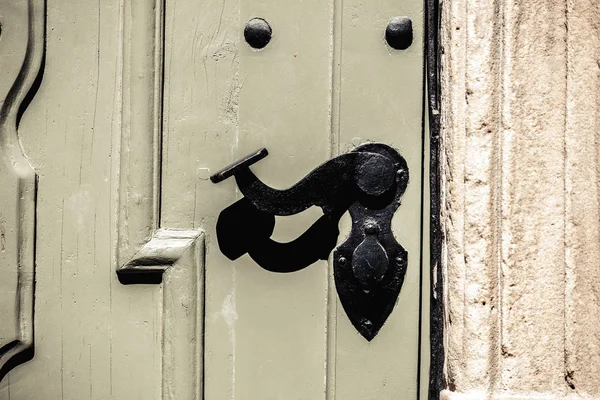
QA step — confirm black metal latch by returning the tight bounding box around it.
[210,143,409,340]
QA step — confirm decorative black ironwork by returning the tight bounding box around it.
[211,143,409,340]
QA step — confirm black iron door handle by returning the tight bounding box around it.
[210,143,409,340]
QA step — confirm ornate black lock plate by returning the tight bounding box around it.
[210,143,409,340]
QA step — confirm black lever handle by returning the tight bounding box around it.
[210,147,268,183]
[210,143,409,341]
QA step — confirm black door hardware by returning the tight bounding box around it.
[210,143,409,340]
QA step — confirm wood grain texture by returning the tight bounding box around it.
[441,0,600,397]
[116,2,206,399]
[2,0,203,398]
[117,0,164,268]
[161,233,204,400]
[0,0,44,384]
[161,0,333,397]
[331,0,426,398]
[7,1,134,398]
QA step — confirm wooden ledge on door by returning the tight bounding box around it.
[117,228,204,285]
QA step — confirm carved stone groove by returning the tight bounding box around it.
[0,0,44,382]
[440,0,600,397]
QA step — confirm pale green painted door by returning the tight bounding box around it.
[0,0,430,399]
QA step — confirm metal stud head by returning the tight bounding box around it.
[356,155,396,197]
[244,18,272,49]
[385,17,413,50]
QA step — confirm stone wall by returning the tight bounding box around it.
[440,0,600,398]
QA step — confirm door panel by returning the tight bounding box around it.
[0,0,430,398]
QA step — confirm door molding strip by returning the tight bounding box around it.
[115,1,204,399]
[116,0,204,281]
[116,0,165,271]
[0,0,45,382]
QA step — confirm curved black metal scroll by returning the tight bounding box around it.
[211,143,409,340]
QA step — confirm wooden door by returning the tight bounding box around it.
[0,0,432,399]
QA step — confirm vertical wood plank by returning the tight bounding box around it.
[7,1,163,398]
[115,0,207,398]
[117,0,163,267]
[161,0,333,398]
[2,0,204,398]
[162,234,204,400]
[332,1,425,398]
[0,0,41,386]
[111,3,166,398]
[233,0,332,397]
[161,0,240,398]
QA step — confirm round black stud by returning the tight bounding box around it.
[244,18,272,49]
[385,17,413,50]
[356,156,395,197]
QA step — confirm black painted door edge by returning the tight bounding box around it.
[426,0,445,397]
